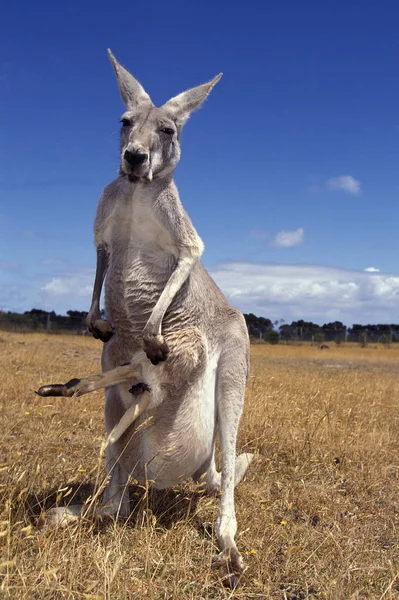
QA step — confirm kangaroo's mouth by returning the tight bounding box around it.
[122,160,153,182]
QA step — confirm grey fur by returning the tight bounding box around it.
[46,51,253,586]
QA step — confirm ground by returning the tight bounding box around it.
[0,332,398,599]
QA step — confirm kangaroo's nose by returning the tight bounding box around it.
[124,150,148,166]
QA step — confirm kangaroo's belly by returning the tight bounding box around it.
[110,349,219,488]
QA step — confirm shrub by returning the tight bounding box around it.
[265,330,280,345]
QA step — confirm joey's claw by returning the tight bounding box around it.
[89,319,114,343]
[142,333,169,365]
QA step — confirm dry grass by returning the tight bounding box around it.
[0,332,398,599]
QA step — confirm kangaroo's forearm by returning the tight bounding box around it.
[86,243,114,342]
[89,243,109,313]
[144,249,199,334]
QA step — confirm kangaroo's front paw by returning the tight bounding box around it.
[142,332,169,365]
[89,319,114,343]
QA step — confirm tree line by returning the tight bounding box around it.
[0,309,90,334]
[243,314,399,344]
[0,308,398,344]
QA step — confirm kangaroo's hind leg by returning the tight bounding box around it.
[211,336,253,587]
[100,386,133,519]
[193,446,253,495]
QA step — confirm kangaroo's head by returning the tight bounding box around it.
[108,50,222,182]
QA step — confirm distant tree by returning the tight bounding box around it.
[1,310,41,330]
[265,330,280,345]
[280,320,322,341]
[25,308,48,316]
[379,333,391,347]
[66,310,88,318]
[66,310,89,333]
[322,321,344,331]
[321,321,346,342]
[243,313,273,339]
[313,332,325,343]
[279,323,293,340]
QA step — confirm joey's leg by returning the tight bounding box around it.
[106,383,151,445]
[35,356,145,398]
[86,243,114,342]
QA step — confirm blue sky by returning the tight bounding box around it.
[1,0,399,325]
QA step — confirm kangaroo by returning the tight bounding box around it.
[37,50,253,586]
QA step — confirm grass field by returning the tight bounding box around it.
[0,332,398,599]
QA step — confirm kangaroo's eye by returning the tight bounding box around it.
[161,127,174,135]
[121,118,131,127]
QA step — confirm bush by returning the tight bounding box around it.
[265,330,280,345]
[379,333,391,347]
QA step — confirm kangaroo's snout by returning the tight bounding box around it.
[124,150,148,167]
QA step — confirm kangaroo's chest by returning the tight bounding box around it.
[104,193,177,258]
[103,192,177,324]
[131,200,177,256]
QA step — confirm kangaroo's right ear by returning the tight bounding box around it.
[107,49,152,110]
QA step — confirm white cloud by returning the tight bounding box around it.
[364,267,380,272]
[326,175,361,196]
[210,262,399,324]
[274,228,304,248]
[40,271,94,313]
[42,277,93,297]
[32,261,399,326]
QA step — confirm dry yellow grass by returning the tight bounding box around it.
[0,332,398,599]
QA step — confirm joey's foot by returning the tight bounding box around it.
[142,333,169,365]
[212,547,245,589]
[36,377,88,398]
[89,319,114,343]
[129,382,151,395]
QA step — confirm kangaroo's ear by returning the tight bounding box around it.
[108,49,152,110]
[163,73,222,126]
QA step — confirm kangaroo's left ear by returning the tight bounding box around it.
[162,73,222,126]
